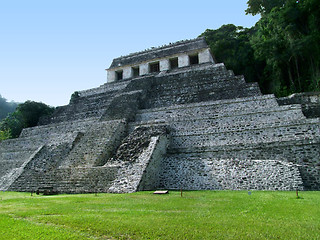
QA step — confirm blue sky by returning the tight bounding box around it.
[0,1,260,106]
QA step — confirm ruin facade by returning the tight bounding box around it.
[0,37,319,193]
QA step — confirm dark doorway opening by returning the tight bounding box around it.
[149,62,160,73]
[169,57,178,69]
[189,54,199,65]
[116,70,123,80]
[133,66,140,77]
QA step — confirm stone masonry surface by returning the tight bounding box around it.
[0,38,319,193]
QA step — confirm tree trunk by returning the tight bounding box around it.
[294,56,301,91]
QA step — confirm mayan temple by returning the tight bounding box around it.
[0,37,319,193]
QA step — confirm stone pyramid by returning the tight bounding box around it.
[0,37,319,193]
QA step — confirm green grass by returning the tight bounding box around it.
[0,191,319,239]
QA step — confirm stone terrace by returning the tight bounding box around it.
[129,64,320,191]
[0,38,319,193]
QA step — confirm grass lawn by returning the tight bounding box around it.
[0,191,319,239]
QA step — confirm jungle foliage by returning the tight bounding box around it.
[201,0,320,96]
[0,95,18,121]
[0,101,55,140]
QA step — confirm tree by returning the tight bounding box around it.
[246,0,287,16]
[0,112,24,138]
[200,24,264,85]
[0,129,11,141]
[0,94,18,120]
[250,0,320,96]
[201,0,319,97]
[0,101,55,139]
[17,101,55,128]
[70,91,80,104]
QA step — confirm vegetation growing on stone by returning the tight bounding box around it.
[70,91,80,103]
[0,128,11,141]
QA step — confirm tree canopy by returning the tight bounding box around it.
[200,25,262,85]
[0,94,18,121]
[16,101,55,128]
[245,0,287,15]
[202,0,320,96]
[0,101,55,140]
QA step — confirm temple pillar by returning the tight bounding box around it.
[123,67,133,79]
[178,54,190,68]
[199,48,215,64]
[107,70,116,83]
[160,59,170,71]
[139,63,149,76]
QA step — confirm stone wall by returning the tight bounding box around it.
[130,63,320,191]
[109,38,208,68]
[159,158,303,191]
[107,38,212,82]
[277,92,320,118]
[137,135,168,191]
[1,49,320,193]
[108,125,169,193]
[77,80,130,98]
[59,120,127,168]
[142,64,261,109]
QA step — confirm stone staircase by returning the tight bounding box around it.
[0,75,156,193]
[59,120,127,168]
[143,63,261,109]
[129,64,320,190]
[46,91,117,124]
[1,79,136,192]
[1,60,319,192]
[41,79,133,125]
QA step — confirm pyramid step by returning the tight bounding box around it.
[136,95,282,122]
[49,108,107,123]
[0,137,44,152]
[130,107,307,135]
[134,103,304,125]
[0,151,36,161]
[20,118,98,138]
[78,79,131,97]
[60,120,126,168]
[151,74,245,93]
[139,94,277,113]
[144,83,261,109]
[147,78,248,102]
[168,131,320,155]
[169,119,320,150]
[173,117,319,136]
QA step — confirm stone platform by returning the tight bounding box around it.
[0,38,319,193]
